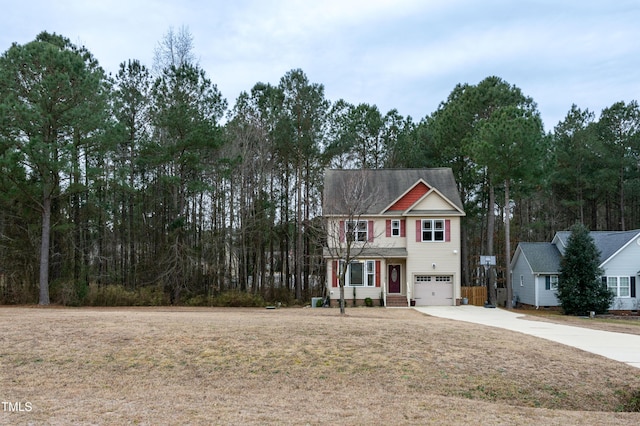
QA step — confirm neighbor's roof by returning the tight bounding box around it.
[323,168,464,215]
[514,242,562,274]
[554,230,640,264]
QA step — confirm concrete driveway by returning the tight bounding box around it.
[414,305,640,369]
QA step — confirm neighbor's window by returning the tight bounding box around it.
[391,220,401,237]
[346,220,368,242]
[545,275,558,290]
[422,219,444,242]
[607,276,631,298]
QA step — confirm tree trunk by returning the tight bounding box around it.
[39,193,51,305]
[486,178,496,306]
[295,163,303,301]
[505,178,513,309]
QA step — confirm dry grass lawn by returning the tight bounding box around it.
[2,306,640,425]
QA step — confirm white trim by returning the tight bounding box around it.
[340,259,376,287]
[607,276,631,298]
[421,219,445,242]
[391,219,401,237]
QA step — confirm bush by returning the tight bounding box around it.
[617,388,640,412]
[185,291,266,307]
[364,297,373,307]
[51,280,88,306]
[85,284,167,306]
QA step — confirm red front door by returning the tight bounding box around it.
[388,265,401,293]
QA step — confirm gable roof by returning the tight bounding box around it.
[553,230,640,265]
[513,242,562,274]
[385,181,430,211]
[323,168,464,216]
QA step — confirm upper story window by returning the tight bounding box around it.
[391,220,400,237]
[346,220,368,242]
[422,219,445,242]
[386,219,405,237]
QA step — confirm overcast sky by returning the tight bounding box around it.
[2,0,639,131]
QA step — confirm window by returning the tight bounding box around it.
[366,260,375,286]
[415,275,451,282]
[391,220,400,237]
[346,220,367,242]
[422,219,445,242]
[545,275,558,291]
[607,276,631,298]
[349,261,363,286]
[520,275,524,287]
[340,260,376,287]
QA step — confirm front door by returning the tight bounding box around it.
[388,265,401,293]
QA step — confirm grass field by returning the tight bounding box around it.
[2,306,640,425]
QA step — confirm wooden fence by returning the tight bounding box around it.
[461,286,486,306]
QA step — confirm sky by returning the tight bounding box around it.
[1,0,639,132]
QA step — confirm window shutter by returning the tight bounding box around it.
[602,276,607,286]
[375,261,381,287]
[339,221,345,242]
[631,276,636,298]
[332,261,339,287]
[400,220,406,237]
[368,221,374,242]
[416,220,422,242]
[386,220,391,237]
[445,220,451,242]
[545,276,550,290]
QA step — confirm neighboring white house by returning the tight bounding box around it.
[511,230,640,311]
[323,168,465,307]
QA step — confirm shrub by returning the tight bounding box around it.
[364,297,373,307]
[617,388,640,412]
[185,291,266,307]
[85,284,167,306]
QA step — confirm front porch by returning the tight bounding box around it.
[385,294,409,307]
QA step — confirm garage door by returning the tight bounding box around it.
[414,275,453,306]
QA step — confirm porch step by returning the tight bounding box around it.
[386,295,408,307]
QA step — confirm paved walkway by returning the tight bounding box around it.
[414,305,640,369]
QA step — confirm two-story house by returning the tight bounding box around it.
[323,168,466,307]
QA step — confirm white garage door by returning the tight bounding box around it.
[414,275,453,306]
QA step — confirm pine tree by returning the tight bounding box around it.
[557,224,614,315]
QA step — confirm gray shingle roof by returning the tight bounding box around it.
[517,242,562,273]
[323,168,464,215]
[554,230,640,264]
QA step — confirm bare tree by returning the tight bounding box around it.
[323,170,382,314]
[153,25,198,74]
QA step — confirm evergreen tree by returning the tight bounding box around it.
[556,223,614,315]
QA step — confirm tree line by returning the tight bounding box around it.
[1,30,639,305]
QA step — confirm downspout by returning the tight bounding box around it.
[534,273,539,309]
[383,278,387,307]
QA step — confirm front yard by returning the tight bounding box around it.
[1,306,640,425]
